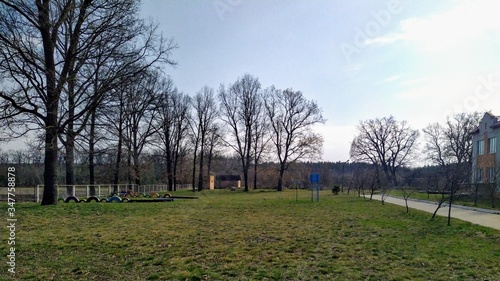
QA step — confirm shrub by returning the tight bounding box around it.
[332,185,340,195]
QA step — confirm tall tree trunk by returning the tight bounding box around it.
[191,144,198,192]
[42,120,59,205]
[172,130,181,192]
[127,142,132,191]
[243,130,252,192]
[166,155,173,191]
[65,134,75,195]
[277,162,286,191]
[39,0,59,205]
[391,169,398,186]
[113,105,123,188]
[65,90,75,193]
[207,144,213,190]
[165,130,173,191]
[88,109,96,196]
[173,162,178,191]
[134,153,141,186]
[173,147,180,192]
[253,154,258,190]
[447,181,455,226]
[197,136,205,191]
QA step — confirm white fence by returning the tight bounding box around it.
[0,187,38,202]
[0,183,193,202]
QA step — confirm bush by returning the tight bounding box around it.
[332,185,340,195]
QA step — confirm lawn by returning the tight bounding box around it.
[2,189,500,280]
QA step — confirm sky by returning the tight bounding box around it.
[138,0,500,163]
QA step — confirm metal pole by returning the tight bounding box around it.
[295,181,298,202]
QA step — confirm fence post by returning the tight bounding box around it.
[35,185,39,203]
[98,185,101,197]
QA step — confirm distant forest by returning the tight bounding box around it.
[0,147,440,191]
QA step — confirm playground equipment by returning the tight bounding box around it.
[34,183,193,203]
[60,186,199,203]
[86,196,100,202]
[64,196,82,203]
[63,194,184,203]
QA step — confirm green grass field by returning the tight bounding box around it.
[2,190,500,280]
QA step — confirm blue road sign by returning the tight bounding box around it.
[310,173,320,183]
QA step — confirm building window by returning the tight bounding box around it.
[478,140,485,155]
[476,168,483,183]
[489,137,497,153]
[488,167,497,183]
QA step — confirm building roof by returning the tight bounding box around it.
[470,127,480,135]
[471,112,500,134]
[486,111,500,128]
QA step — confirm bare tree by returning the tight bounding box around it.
[0,0,175,204]
[251,97,271,189]
[350,116,419,188]
[122,71,161,186]
[423,168,449,218]
[81,20,176,193]
[190,86,218,191]
[399,169,420,213]
[350,167,368,198]
[264,87,325,191]
[154,78,177,190]
[218,74,261,192]
[156,80,191,191]
[206,123,223,189]
[0,0,93,205]
[101,82,129,188]
[423,112,480,225]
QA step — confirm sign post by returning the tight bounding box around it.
[310,174,320,202]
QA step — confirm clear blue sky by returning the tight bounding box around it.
[141,0,500,162]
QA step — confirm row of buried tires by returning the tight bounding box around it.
[61,193,172,203]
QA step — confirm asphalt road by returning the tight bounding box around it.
[369,194,500,231]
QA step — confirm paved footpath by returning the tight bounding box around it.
[369,194,500,231]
